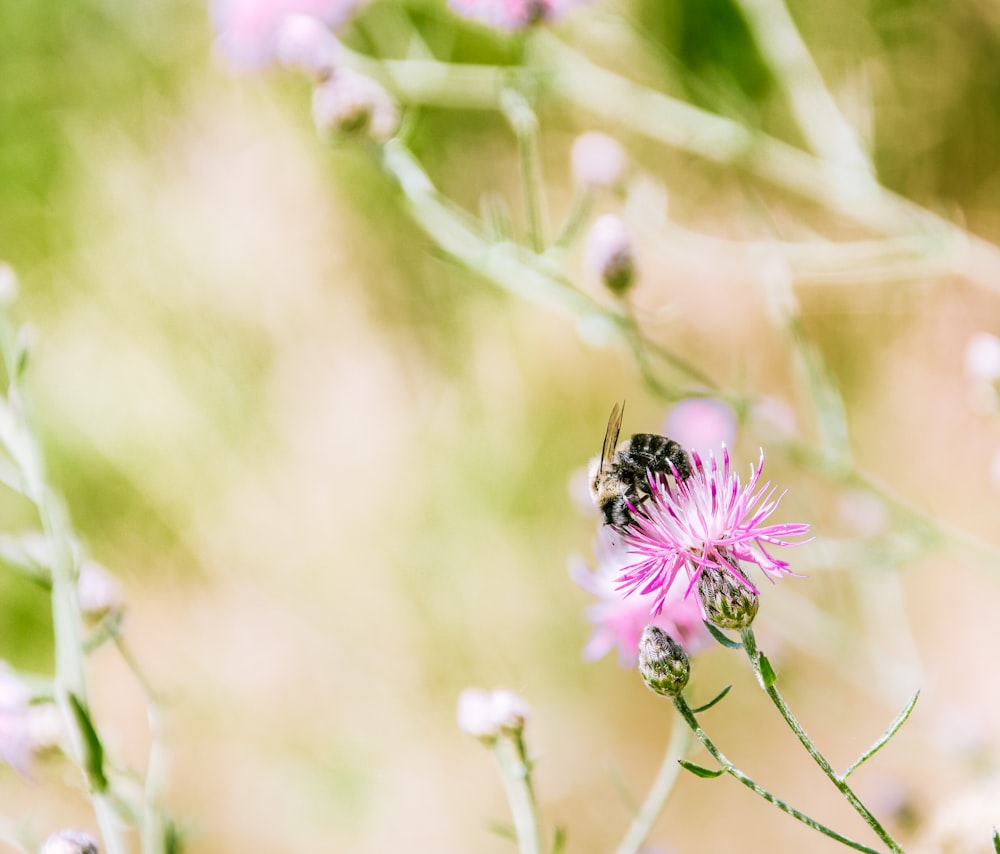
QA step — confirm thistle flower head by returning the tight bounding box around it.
[212,0,361,70]
[618,448,809,615]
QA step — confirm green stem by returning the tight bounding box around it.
[732,0,871,172]
[0,318,129,854]
[613,708,689,854]
[492,732,543,854]
[740,628,903,853]
[672,695,881,853]
[500,87,548,252]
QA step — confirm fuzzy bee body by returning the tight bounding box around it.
[589,403,692,529]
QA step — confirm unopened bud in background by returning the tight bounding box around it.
[585,215,635,296]
[312,68,399,143]
[697,564,759,630]
[638,625,689,697]
[275,14,340,79]
[571,132,627,190]
[456,688,529,741]
[38,830,99,854]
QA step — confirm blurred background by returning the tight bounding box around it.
[1,0,1000,851]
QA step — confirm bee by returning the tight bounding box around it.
[589,402,692,529]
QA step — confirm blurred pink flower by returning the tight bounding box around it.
[571,527,709,666]
[619,448,810,615]
[211,0,360,69]
[456,688,529,739]
[662,398,737,458]
[571,132,627,189]
[449,0,590,30]
[0,663,31,775]
[964,331,1000,382]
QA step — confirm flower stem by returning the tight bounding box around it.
[500,87,547,253]
[613,707,689,854]
[671,695,882,853]
[740,628,904,853]
[492,731,543,854]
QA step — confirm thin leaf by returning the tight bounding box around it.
[690,685,732,715]
[992,826,999,854]
[705,622,742,650]
[551,826,566,854]
[758,653,777,689]
[841,691,919,780]
[68,693,107,793]
[0,532,51,586]
[677,759,723,779]
[487,822,516,842]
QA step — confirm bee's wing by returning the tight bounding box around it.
[601,402,624,472]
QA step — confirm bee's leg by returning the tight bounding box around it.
[606,496,633,530]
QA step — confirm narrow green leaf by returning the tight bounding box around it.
[690,685,732,715]
[551,826,567,854]
[992,825,999,854]
[487,822,516,842]
[678,759,723,779]
[68,693,107,793]
[758,653,777,688]
[705,622,742,650]
[841,691,920,780]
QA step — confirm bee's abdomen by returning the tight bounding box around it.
[620,433,691,483]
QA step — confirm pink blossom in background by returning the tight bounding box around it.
[619,448,810,615]
[570,527,710,666]
[662,398,737,458]
[211,0,361,69]
[456,688,529,738]
[964,331,1000,382]
[0,663,31,775]
[571,132,627,189]
[448,0,591,30]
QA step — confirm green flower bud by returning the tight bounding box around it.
[638,625,690,697]
[697,565,760,630]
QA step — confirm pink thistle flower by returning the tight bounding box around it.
[211,0,360,69]
[448,0,591,31]
[0,662,31,775]
[618,448,810,615]
[662,397,737,458]
[571,527,709,666]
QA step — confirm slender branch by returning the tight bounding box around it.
[672,695,882,853]
[613,708,689,854]
[740,628,903,853]
[492,732,543,854]
[733,0,871,172]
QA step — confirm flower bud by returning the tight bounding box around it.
[585,215,634,296]
[638,626,689,697]
[571,132,627,189]
[274,14,340,80]
[697,565,759,630]
[312,69,399,143]
[456,688,529,741]
[38,829,99,854]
